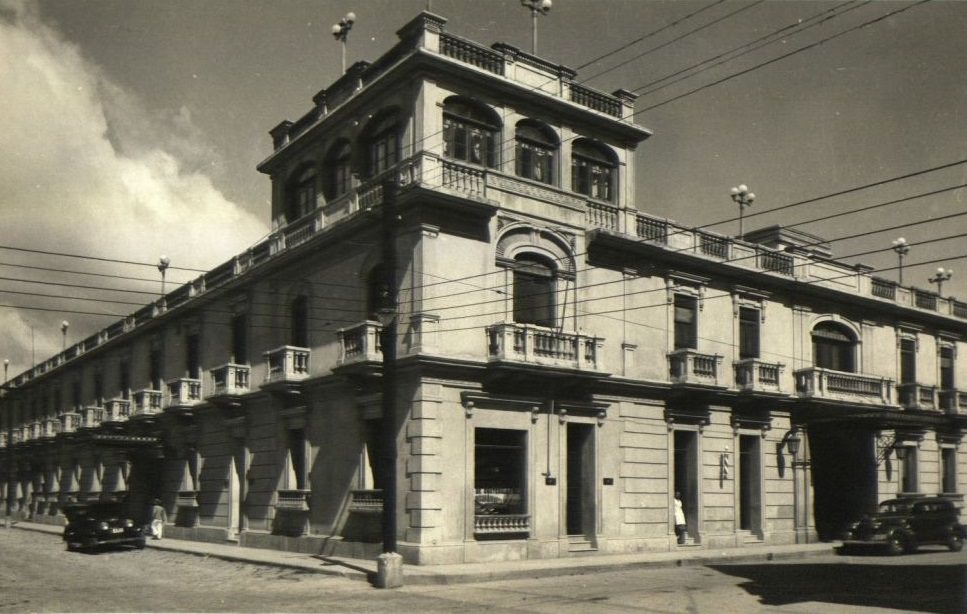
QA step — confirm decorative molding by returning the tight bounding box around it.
[486,174,585,208]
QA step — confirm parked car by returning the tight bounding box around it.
[63,502,146,552]
[841,497,966,555]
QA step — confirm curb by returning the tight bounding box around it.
[5,520,833,586]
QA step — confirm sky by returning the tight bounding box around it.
[1,0,967,378]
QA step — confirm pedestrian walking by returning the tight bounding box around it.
[148,499,167,540]
[674,491,687,545]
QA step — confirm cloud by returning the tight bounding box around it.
[0,0,270,377]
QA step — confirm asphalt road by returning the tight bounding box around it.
[1,528,965,613]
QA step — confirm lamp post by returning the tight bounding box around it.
[331,12,356,75]
[891,237,910,284]
[157,256,171,301]
[730,184,755,239]
[521,0,552,54]
[3,359,7,383]
[375,178,402,589]
[60,321,69,351]
[928,267,953,296]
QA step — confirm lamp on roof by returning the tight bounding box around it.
[521,0,552,54]
[332,12,356,75]
[730,184,755,239]
[891,237,910,284]
[928,266,952,296]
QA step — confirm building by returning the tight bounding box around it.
[2,11,966,565]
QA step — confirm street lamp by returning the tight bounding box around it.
[521,0,552,54]
[157,256,171,300]
[730,184,755,239]
[60,320,69,351]
[928,266,953,296]
[891,237,910,284]
[331,12,356,75]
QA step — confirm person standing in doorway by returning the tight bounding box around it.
[674,491,687,545]
[149,499,167,540]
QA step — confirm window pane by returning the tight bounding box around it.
[739,307,759,359]
[899,338,916,384]
[475,428,526,515]
[674,295,697,350]
[291,296,309,348]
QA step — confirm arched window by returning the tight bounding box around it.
[513,254,556,328]
[286,165,317,222]
[443,98,499,168]
[324,140,352,200]
[364,109,401,178]
[812,321,856,372]
[515,121,557,185]
[571,139,617,202]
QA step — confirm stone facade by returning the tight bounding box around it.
[2,11,966,565]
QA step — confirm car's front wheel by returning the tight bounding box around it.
[887,533,906,556]
[946,531,963,552]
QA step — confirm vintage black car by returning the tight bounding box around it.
[841,497,966,555]
[63,502,146,552]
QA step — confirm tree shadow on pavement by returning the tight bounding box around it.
[708,557,967,614]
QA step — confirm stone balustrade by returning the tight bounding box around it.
[337,321,383,366]
[734,359,784,394]
[668,349,724,387]
[132,389,163,416]
[486,322,604,372]
[473,513,530,535]
[166,378,202,409]
[264,346,310,384]
[210,363,251,397]
[795,368,894,405]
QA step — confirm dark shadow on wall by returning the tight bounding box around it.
[708,558,967,613]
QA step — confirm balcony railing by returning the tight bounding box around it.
[668,349,724,387]
[28,421,41,440]
[636,215,668,244]
[264,346,310,385]
[898,383,938,411]
[166,378,202,409]
[439,32,504,75]
[276,489,311,511]
[699,233,730,259]
[337,321,383,366]
[81,407,104,429]
[474,514,531,535]
[486,323,605,372]
[794,368,894,405]
[0,432,6,447]
[871,278,897,300]
[103,398,131,422]
[41,418,61,438]
[734,359,784,393]
[132,389,163,416]
[210,364,250,397]
[939,389,967,415]
[60,412,81,434]
[348,489,383,514]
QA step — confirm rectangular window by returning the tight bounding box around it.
[899,338,917,384]
[231,314,248,365]
[290,296,309,348]
[942,447,957,494]
[901,447,918,493]
[940,346,955,390]
[93,372,104,406]
[149,347,163,391]
[674,295,698,350]
[186,333,201,380]
[71,381,82,410]
[738,307,760,359]
[119,360,130,399]
[286,428,307,490]
[474,428,526,526]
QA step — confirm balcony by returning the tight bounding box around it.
[103,398,131,423]
[210,363,251,397]
[668,349,724,388]
[939,389,967,415]
[132,389,163,416]
[337,321,383,367]
[41,418,61,439]
[0,432,6,447]
[27,421,41,441]
[80,407,104,429]
[486,323,605,372]
[794,368,894,405]
[275,489,311,512]
[263,346,310,386]
[898,383,938,411]
[166,378,202,410]
[60,412,81,434]
[734,359,785,394]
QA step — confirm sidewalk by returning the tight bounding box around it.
[6,519,833,586]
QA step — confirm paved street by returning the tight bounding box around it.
[1,528,965,613]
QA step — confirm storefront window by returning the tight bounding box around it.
[474,428,526,519]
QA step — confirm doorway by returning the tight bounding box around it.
[566,423,595,536]
[673,430,699,541]
[738,435,762,534]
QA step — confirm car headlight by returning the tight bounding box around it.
[98,521,109,531]
[123,519,134,528]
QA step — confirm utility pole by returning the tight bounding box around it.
[376,178,402,588]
